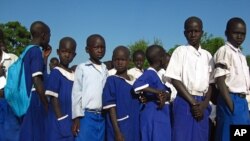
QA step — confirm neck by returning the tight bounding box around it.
[58,64,71,72]
[150,64,161,71]
[90,58,101,65]
[116,71,130,80]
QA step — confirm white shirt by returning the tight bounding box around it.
[0,51,18,89]
[214,42,250,94]
[165,45,214,96]
[108,68,116,76]
[158,68,177,102]
[71,60,108,119]
[128,67,143,80]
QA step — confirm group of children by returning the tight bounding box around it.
[0,16,250,141]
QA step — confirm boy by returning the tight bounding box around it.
[128,49,145,79]
[133,45,171,141]
[49,57,59,71]
[19,21,52,141]
[45,37,76,141]
[72,34,108,141]
[165,16,214,141]
[213,17,250,141]
[0,35,19,141]
[103,46,140,141]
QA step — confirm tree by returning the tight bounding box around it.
[246,55,250,67]
[128,38,164,68]
[201,33,225,56]
[0,21,31,56]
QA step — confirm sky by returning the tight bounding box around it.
[1,0,250,66]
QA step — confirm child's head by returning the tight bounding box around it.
[30,21,51,49]
[103,60,114,70]
[57,37,76,68]
[85,34,106,64]
[162,53,171,70]
[184,16,203,48]
[225,17,246,48]
[112,46,130,74]
[49,57,59,71]
[132,50,145,70]
[146,45,166,70]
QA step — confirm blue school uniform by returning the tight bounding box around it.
[133,67,171,141]
[19,46,46,141]
[103,75,140,141]
[45,67,74,141]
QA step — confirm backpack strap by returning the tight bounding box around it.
[19,45,37,59]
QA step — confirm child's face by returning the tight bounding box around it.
[184,21,203,48]
[226,22,246,48]
[134,54,145,70]
[162,55,170,69]
[113,50,129,73]
[86,38,105,63]
[57,41,76,67]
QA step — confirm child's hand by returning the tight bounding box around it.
[157,91,167,109]
[115,131,125,141]
[191,103,204,121]
[139,94,147,104]
[43,44,52,58]
[72,117,80,136]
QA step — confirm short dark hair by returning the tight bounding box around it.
[146,45,165,65]
[226,17,246,31]
[59,37,77,50]
[86,34,105,47]
[132,50,145,61]
[30,21,50,38]
[50,57,59,62]
[184,16,203,30]
[112,45,130,59]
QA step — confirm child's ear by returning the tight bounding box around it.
[85,46,89,53]
[56,49,60,55]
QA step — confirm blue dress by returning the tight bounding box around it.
[133,68,171,141]
[103,75,140,141]
[45,67,74,141]
[19,46,46,141]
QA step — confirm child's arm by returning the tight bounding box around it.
[216,75,233,112]
[139,87,170,109]
[109,107,125,141]
[171,79,197,105]
[51,96,63,118]
[33,76,48,111]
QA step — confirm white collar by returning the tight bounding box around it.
[54,67,74,81]
[226,42,242,53]
[187,44,202,56]
[1,51,11,63]
[147,67,158,73]
[114,74,135,85]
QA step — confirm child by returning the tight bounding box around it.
[213,17,250,141]
[49,57,59,71]
[19,21,51,141]
[45,37,76,141]
[133,45,171,141]
[103,46,140,141]
[165,16,214,141]
[72,34,108,141]
[0,37,20,141]
[128,49,145,79]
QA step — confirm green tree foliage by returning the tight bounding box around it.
[246,55,250,67]
[128,38,164,69]
[0,21,31,56]
[201,33,225,56]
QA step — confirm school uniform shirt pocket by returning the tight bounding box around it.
[57,115,73,137]
[117,115,130,137]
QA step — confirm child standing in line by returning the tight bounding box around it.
[165,16,214,141]
[128,50,145,79]
[45,37,76,141]
[213,17,250,141]
[19,21,52,141]
[103,46,140,141]
[72,34,108,141]
[133,45,171,141]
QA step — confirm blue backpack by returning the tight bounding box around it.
[4,45,34,117]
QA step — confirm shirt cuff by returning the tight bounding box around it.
[58,115,68,121]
